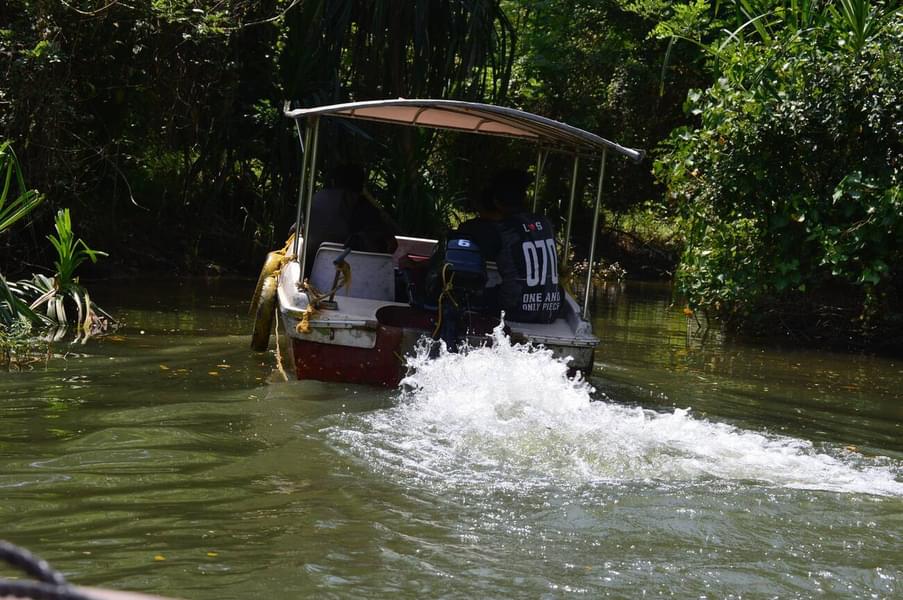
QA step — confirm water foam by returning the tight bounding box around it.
[326,325,903,497]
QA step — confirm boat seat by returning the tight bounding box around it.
[309,243,396,301]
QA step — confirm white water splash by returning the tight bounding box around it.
[326,325,903,497]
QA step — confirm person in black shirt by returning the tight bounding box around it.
[455,169,562,323]
[455,185,503,257]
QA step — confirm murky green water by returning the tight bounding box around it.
[2,279,901,599]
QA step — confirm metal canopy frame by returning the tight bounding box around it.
[284,99,643,162]
[284,98,644,320]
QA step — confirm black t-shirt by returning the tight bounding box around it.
[455,217,502,259]
[456,212,562,323]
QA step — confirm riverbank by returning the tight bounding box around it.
[4,214,898,358]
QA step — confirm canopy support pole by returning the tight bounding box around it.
[531,147,548,213]
[298,116,321,277]
[582,149,607,320]
[291,120,312,261]
[560,155,580,270]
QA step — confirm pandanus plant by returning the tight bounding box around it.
[0,141,46,327]
[21,208,114,337]
[2,142,114,356]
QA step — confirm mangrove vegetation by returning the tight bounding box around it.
[1,0,900,351]
[1,142,113,368]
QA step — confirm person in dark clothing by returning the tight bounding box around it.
[455,186,504,258]
[304,164,398,275]
[454,169,563,323]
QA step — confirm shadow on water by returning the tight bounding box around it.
[0,278,900,599]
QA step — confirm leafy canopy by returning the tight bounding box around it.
[656,1,903,325]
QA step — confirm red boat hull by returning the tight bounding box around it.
[291,325,407,387]
[287,307,503,388]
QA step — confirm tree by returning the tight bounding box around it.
[655,1,903,343]
[279,0,517,236]
[1,1,288,266]
[498,0,702,263]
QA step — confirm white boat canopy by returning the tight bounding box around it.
[284,98,644,163]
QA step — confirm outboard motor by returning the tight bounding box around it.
[430,238,487,350]
[442,238,487,291]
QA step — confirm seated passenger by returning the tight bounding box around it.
[455,169,563,323]
[455,186,504,258]
[304,163,399,275]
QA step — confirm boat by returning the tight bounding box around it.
[250,99,644,387]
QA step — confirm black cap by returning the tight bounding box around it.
[490,168,531,210]
[328,164,365,193]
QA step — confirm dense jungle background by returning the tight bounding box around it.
[1,0,901,351]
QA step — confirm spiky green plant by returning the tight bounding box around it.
[25,209,111,332]
[0,141,45,327]
[0,271,47,326]
[0,141,55,361]
[0,141,43,236]
[831,0,902,53]
[46,208,107,289]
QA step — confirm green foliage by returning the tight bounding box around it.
[281,0,514,102]
[502,0,690,254]
[0,317,49,371]
[0,0,290,265]
[656,3,903,325]
[47,208,107,290]
[832,0,902,52]
[0,142,43,235]
[0,271,47,327]
[0,141,45,325]
[280,0,516,236]
[0,145,112,335]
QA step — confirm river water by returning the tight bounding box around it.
[1,279,901,599]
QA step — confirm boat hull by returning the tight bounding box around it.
[282,321,596,388]
[290,324,405,387]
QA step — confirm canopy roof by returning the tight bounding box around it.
[284,99,644,163]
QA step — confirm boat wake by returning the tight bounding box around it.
[325,325,903,497]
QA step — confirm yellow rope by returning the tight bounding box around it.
[431,263,457,339]
[295,259,352,334]
[295,279,319,334]
[275,234,296,274]
[338,261,351,293]
[271,234,297,272]
[273,302,289,381]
